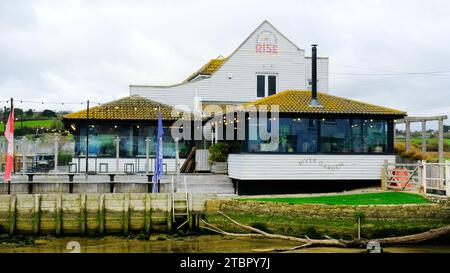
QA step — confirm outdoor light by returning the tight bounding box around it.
[115,106,119,109]
[134,107,137,111]
[114,125,117,128]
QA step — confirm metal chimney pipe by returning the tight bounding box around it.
[310,44,321,107]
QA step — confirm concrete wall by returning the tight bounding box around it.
[0,193,215,235]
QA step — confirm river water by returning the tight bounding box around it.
[1,235,450,253]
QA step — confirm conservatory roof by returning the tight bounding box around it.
[242,90,407,116]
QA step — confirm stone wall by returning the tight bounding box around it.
[205,199,450,239]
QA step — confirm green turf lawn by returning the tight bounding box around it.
[13,119,58,128]
[241,192,430,205]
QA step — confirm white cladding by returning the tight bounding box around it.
[228,154,395,180]
[130,21,329,110]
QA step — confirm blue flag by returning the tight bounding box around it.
[153,107,164,193]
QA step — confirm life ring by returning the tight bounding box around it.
[391,167,413,190]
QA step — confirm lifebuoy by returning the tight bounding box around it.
[391,167,413,190]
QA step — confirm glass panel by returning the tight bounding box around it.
[257,75,265,97]
[363,119,387,153]
[268,75,276,96]
[76,124,190,158]
[350,119,363,153]
[246,117,318,153]
[319,118,351,153]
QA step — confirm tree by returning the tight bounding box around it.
[14,108,23,116]
[25,109,34,117]
[42,109,57,118]
[444,125,449,133]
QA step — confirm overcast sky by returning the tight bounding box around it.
[1,0,449,129]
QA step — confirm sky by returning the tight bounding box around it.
[0,0,449,129]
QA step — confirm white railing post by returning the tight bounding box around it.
[21,136,26,174]
[115,136,120,173]
[421,160,427,194]
[445,160,450,197]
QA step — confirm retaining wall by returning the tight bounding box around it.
[0,193,215,235]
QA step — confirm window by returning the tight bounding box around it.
[245,117,389,154]
[256,74,277,97]
[363,119,387,153]
[268,75,276,96]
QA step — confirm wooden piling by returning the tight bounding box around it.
[123,193,130,234]
[166,193,172,233]
[80,193,86,235]
[144,193,151,234]
[33,194,40,235]
[9,195,16,235]
[55,194,62,236]
[98,194,105,235]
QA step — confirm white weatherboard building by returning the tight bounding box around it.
[64,20,405,195]
[130,20,329,110]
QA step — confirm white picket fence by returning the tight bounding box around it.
[383,160,450,196]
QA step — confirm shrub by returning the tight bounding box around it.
[208,142,229,163]
[208,141,242,163]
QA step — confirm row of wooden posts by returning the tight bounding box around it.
[395,115,447,163]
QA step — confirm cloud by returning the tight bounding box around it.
[0,0,448,128]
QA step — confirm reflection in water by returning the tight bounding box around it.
[1,235,450,253]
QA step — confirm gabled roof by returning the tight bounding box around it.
[62,95,195,121]
[242,90,407,116]
[184,56,227,82]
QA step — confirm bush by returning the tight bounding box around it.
[208,141,242,163]
[208,142,229,163]
[58,153,73,166]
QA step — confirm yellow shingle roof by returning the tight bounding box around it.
[243,90,406,116]
[62,95,194,121]
[184,56,227,82]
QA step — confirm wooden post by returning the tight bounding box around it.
[80,193,86,235]
[144,193,151,234]
[55,194,62,236]
[405,119,411,151]
[53,133,60,172]
[421,160,427,194]
[9,195,16,235]
[421,121,427,155]
[123,193,130,234]
[445,161,450,197]
[438,117,444,164]
[381,160,388,191]
[98,194,105,235]
[166,193,172,233]
[33,194,40,235]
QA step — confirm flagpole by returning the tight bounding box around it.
[8,97,13,195]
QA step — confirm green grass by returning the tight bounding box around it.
[407,137,450,146]
[14,119,57,128]
[241,192,430,205]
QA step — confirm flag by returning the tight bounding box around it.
[153,107,164,193]
[4,107,14,182]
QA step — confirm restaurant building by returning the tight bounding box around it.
[62,20,406,193]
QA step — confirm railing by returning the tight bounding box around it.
[423,161,449,195]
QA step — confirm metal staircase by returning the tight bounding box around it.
[172,175,189,229]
